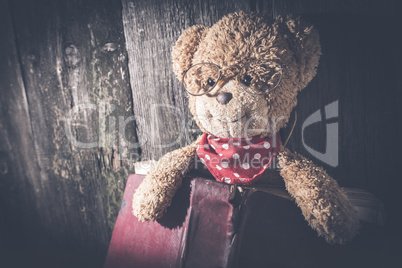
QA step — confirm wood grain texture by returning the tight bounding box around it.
[122,0,250,161]
[0,0,44,251]
[1,0,138,264]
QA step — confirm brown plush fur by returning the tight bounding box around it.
[132,136,201,221]
[132,11,359,244]
[172,13,321,137]
[278,148,359,244]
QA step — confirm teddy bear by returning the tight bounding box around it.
[132,11,360,244]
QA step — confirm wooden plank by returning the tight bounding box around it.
[2,0,138,262]
[122,0,250,161]
[0,0,44,250]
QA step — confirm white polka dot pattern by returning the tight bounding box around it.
[221,161,229,168]
[196,133,281,185]
[264,142,271,149]
[223,177,231,184]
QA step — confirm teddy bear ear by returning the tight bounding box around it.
[275,15,322,90]
[172,25,208,81]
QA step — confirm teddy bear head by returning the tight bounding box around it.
[172,12,321,139]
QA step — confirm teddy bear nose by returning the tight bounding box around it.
[216,92,233,105]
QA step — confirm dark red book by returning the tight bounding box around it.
[104,174,386,268]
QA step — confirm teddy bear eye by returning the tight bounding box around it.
[182,63,220,96]
[241,74,253,86]
[207,78,216,87]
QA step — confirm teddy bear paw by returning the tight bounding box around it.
[132,176,170,222]
[308,204,360,244]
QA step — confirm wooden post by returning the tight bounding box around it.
[0,0,138,260]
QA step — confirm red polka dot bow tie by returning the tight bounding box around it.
[196,133,281,185]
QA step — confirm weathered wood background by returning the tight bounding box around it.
[0,0,400,266]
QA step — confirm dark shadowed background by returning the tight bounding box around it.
[0,0,400,267]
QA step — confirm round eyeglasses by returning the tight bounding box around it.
[182,60,283,96]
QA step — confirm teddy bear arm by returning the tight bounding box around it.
[277,147,360,244]
[132,136,202,222]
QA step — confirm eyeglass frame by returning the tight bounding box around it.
[181,59,284,96]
